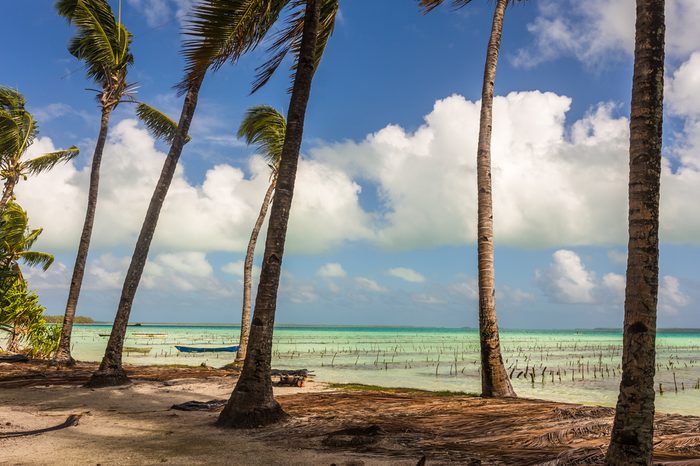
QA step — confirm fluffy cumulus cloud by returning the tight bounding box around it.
[388,267,426,283]
[536,250,691,315]
[17,90,700,260]
[536,250,597,304]
[16,120,371,255]
[513,0,700,68]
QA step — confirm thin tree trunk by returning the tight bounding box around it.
[236,176,276,363]
[55,109,112,366]
[217,0,321,428]
[476,0,515,398]
[606,1,665,464]
[86,73,205,388]
[0,176,17,213]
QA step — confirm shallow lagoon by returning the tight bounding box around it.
[70,325,700,415]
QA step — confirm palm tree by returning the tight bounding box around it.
[86,0,291,387]
[0,202,55,352]
[420,0,521,397]
[217,0,338,428]
[0,86,79,213]
[234,105,285,363]
[54,0,135,365]
[606,1,665,464]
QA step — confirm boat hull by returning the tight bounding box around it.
[174,345,239,353]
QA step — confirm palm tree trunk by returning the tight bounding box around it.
[606,1,665,464]
[476,0,515,398]
[55,108,112,366]
[0,176,18,213]
[217,0,321,428]
[86,73,205,388]
[235,175,276,363]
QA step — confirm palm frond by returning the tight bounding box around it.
[20,251,55,271]
[0,86,25,110]
[136,103,190,145]
[251,0,338,93]
[23,147,79,175]
[0,202,29,250]
[237,105,286,168]
[0,110,20,159]
[178,0,289,93]
[57,0,133,86]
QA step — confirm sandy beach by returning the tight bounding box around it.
[2,362,700,465]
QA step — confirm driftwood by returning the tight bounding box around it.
[0,354,29,363]
[277,374,306,387]
[171,400,227,412]
[0,414,81,438]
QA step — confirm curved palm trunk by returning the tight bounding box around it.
[476,0,515,398]
[55,109,112,366]
[217,0,321,428]
[606,1,665,464]
[0,176,18,213]
[236,175,276,363]
[86,73,205,388]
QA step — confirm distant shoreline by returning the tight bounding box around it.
[66,322,700,333]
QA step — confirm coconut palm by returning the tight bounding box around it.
[234,105,286,363]
[86,0,292,387]
[54,0,135,365]
[420,0,524,397]
[0,87,79,213]
[217,0,338,427]
[0,202,55,352]
[606,1,666,464]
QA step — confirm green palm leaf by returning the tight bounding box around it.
[178,0,290,93]
[23,147,79,176]
[0,203,29,249]
[56,0,134,85]
[237,105,286,169]
[20,251,55,272]
[135,103,190,145]
[251,0,338,93]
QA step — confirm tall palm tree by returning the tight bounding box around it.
[86,0,290,387]
[54,0,136,365]
[606,1,665,464]
[234,105,285,363]
[0,86,79,213]
[420,0,521,397]
[217,0,338,428]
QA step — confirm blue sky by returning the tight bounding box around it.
[3,0,700,328]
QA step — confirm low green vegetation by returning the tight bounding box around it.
[329,383,477,397]
[44,315,95,324]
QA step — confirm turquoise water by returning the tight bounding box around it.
[70,325,700,416]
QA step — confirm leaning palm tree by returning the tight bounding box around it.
[0,86,79,213]
[217,0,338,427]
[234,105,285,363]
[86,0,291,387]
[420,0,522,397]
[606,1,665,464]
[54,0,136,365]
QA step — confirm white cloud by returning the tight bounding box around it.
[126,0,194,27]
[16,119,371,255]
[387,267,425,283]
[536,250,597,304]
[601,272,626,303]
[667,52,700,117]
[317,262,347,278]
[355,277,387,293]
[449,277,478,300]
[412,293,445,305]
[659,275,691,315]
[514,0,700,68]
